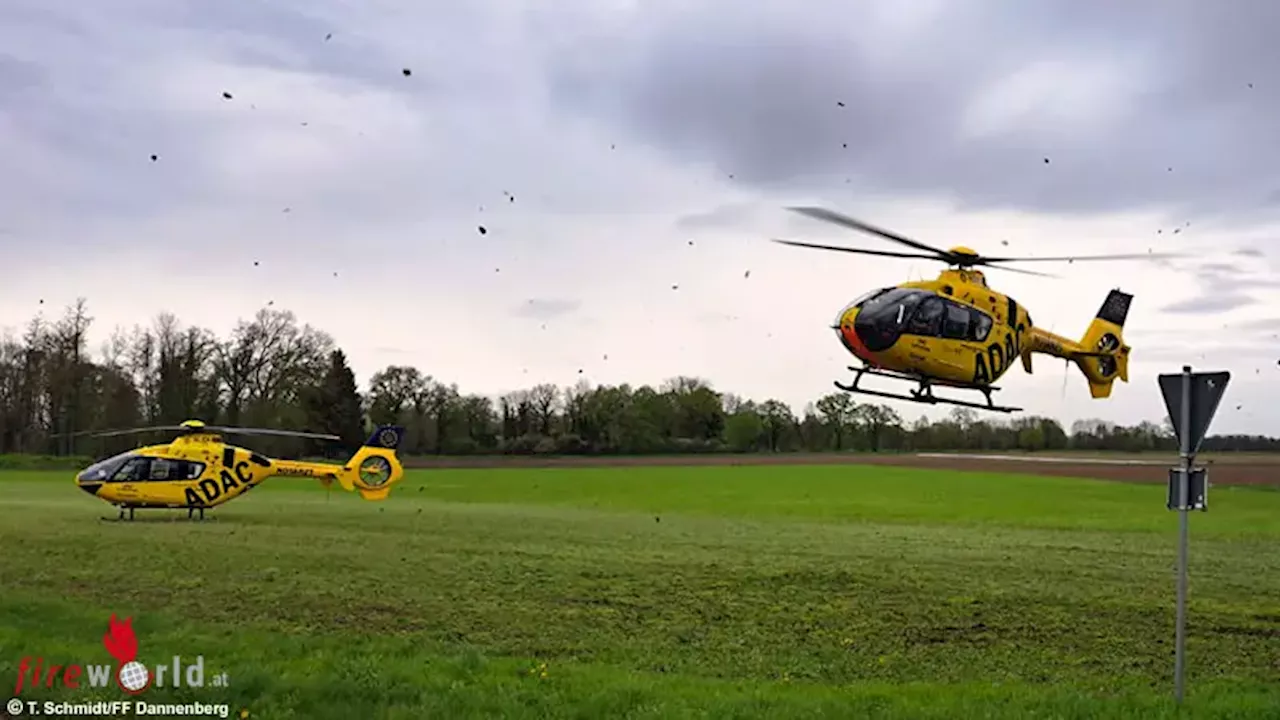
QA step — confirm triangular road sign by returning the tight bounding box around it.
[1158,370,1230,455]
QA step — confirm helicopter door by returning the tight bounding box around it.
[149,458,174,481]
[968,309,993,342]
[942,303,971,340]
[906,297,946,337]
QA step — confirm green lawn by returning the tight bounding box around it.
[1,465,1277,719]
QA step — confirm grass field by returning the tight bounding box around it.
[1,464,1278,719]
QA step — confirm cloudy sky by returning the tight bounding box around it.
[3,0,1279,434]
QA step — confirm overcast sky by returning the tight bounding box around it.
[2,0,1279,434]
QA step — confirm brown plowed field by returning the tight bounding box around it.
[402,452,1280,487]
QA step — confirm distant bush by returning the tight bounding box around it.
[0,454,92,471]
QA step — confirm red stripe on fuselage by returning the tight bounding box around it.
[839,325,879,366]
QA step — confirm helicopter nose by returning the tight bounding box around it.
[835,306,876,362]
[78,480,103,496]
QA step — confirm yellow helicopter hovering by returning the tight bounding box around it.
[68,420,406,520]
[775,207,1184,413]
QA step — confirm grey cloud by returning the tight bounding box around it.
[543,1,1280,223]
[1236,318,1280,332]
[1141,342,1279,362]
[513,298,582,321]
[675,202,767,231]
[1160,294,1254,314]
[0,0,568,242]
[1158,261,1277,312]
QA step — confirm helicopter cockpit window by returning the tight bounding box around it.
[969,309,993,342]
[859,289,924,327]
[942,303,970,340]
[132,459,205,481]
[906,297,946,337]
[78,451,135,482]
[834,287,894,327]
[112,457,152,482]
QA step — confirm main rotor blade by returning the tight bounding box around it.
[786,207,953,258]
[981,264,1060,279]
[71,425,188,438]
[771,238,941,260]
[980,251,1187,264]
[206,426,342,441]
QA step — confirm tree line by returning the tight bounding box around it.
[1,300,1275,459]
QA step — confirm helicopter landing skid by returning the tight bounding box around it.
[834,365,1022,414]
[99,506,210,522]
[101,505,137,522]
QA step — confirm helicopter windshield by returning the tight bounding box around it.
[77,451,137,482]
[852,288,930,352]
[834,287,893,327]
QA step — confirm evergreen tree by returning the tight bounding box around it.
[305,350,366,453]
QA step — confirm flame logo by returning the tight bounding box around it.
[103,614,151,694]
[103,614,138,664]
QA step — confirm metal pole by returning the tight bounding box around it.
[1174,365,1192,704]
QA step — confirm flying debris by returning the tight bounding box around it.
[325,33,332,41]
[402,68,412,77]
[150,154,158,162]
[744,270,751,278]
[222,91,233,100]
[253,261,259,267]
[671,284,679,290]
[687,240,694,246]
[837,101,845,107]
[478,225,488,235]
[1043,158,1050,164]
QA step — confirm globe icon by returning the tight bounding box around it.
[118,661,150,693]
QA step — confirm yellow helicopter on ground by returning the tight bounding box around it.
[775,207,1183,413]
[68,420,406,520]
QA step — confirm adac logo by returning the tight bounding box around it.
[103,614,149,694]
